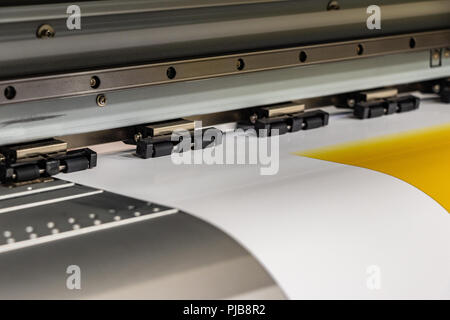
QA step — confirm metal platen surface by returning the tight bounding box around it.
[0,179,284,299]
[0,179,176,250]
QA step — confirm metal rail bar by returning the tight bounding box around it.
[1,29,449,106]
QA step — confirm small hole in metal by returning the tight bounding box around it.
[4,86,16,100]
[299,51,307,63]
[357,44,364,55]
[236,58,245,71]
[409,38,416,49]
[166,67,176,79]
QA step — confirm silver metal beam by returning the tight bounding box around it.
[1,50,449,146]
[1,29,449,106]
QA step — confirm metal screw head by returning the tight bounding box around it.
[347,98,356,108]
[432,50,440,60]
[90,76,100,89]
[444,48,450,58]
[432,84,441,94]
[134,132,143,142]
[96,94,107,107]
[36,24,55,39]
[327,0,340,10]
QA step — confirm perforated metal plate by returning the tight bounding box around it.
[0,179,177,252]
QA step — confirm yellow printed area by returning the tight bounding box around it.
[296,125,450,212]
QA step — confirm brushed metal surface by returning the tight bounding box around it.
[0,0,449,78]
[0,178,283,299]
[0,210,284,299]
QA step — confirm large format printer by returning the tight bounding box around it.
[0,0,449,299]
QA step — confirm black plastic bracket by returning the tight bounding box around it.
[135,128,223,159]
[439,78,450,103]
[0,148,97,184]
[353,95,420,119]
[241,109,329,137]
